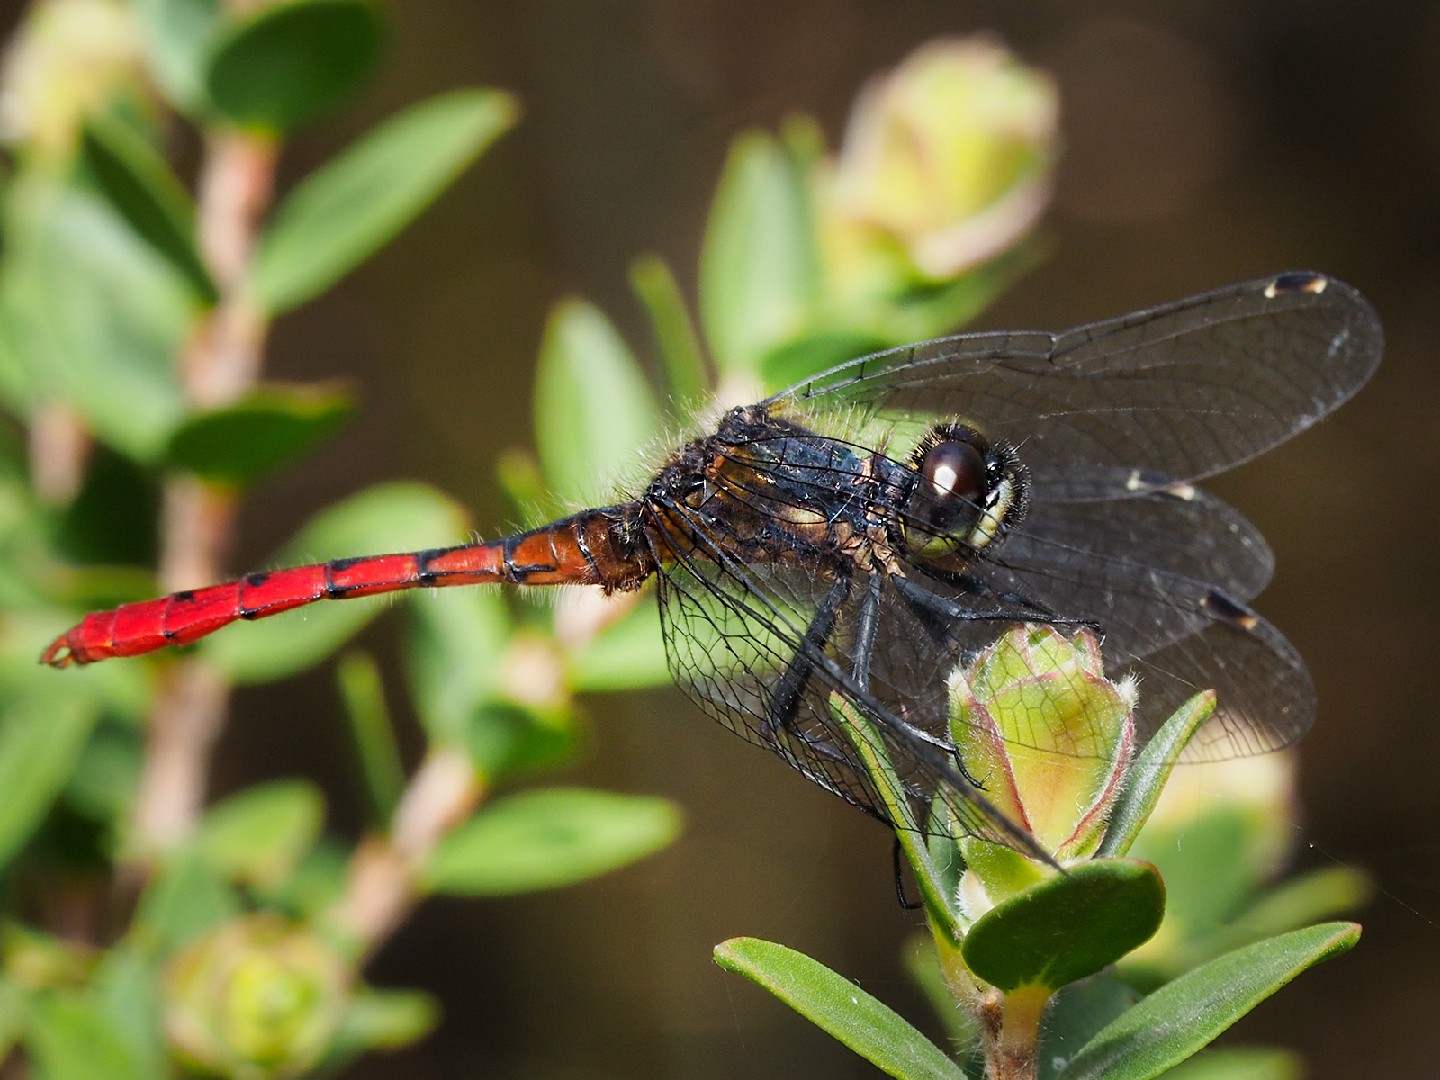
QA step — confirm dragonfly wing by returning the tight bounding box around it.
[646,499,1041,852]
[773,272,1381,499]
[953,538,1312,759]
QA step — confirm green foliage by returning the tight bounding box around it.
[700,132,819,376]
[534,298,661,507]
[422,788,682,896]
[166,383,354,488]
[251,89,517,312]
[79,117,217,303]
[202,0,385,133]
[715,938,968,1080]
[960,861,1165,992]
[1058,924,1359,1080]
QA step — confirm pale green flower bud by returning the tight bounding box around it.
[164,915,350,1079]
[816,37,1057,299]
[949,626,1135,884]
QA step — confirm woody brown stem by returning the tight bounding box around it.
[129,129,277,863]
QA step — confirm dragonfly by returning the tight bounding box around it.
[42,271,1382,856]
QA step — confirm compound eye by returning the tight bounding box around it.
[921,439,986,509]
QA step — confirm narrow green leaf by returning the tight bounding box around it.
[201,482,468,683]
[0,184,186,460]
[404,586,509,748]
[715,938,966,1080]
[23,992,149,1080]
[332,989,438,1055]
[758,330,888,394]
[422,788,680,895]
[1037,976,1141,1080]
[202,0,385,133]
[80,119,217,303]
[881,244,1042,342]
[90,947,165,1078]
[1097,691,1214,859]
[1059,923,1360,1080]
[337,651,404,824]
[962,860,1165,992]
[630,254,708,406]
[131,851,241,953]
[831,695,959,943]
[1158,1048,1302,1080]
[567,601,669,691]
[195,780,325,886]
[131,0,222,113]
[252,89,517,312]
[1133,866,1373,982]
[0,694,98,869]
[699,132,818,374]
[166,382,355,488]
[534,298,660,505]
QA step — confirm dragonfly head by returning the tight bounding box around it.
[902,422,1029,563]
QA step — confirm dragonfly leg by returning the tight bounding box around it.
[765,574,849,740]
[850,572,884,690]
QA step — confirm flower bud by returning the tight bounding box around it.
[164,915,350,1079]
[949,626,1135,878]
[816,36,1057,300]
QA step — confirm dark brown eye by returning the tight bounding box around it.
[920,439,986,508]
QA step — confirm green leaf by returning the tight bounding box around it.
[629,254,708,406]
[0,693,98,869]
[1058,923,1360,1080]
[962,860,1165,992]
[202,0,385,133]
[90,947,165,1078]
[1129,866,1372,983]
[251,89,517,312]
[1158,1048,1302,1080]
[80,119,217,303]
[830,695,959,943]
[902,936,982,1051]
[567,601,669,691]
[404,586,508,748]
[337,651,403,824]
[422,788,680,896]
[1097,691,1214,859]
[201,482,468,683]
[714,938,966,1080]
[1038,976,1141,1080]
[166,382,355,488]
[879,244,1042,343]
[534,298,660,506]
[331,989,438,1055]
[196,780,325,886]
[131,0,223,113]
[699,132,818,374]
[758,330,888,394]
[23,991,150,1080]
[131,851,241,953]
[0,183,187,460]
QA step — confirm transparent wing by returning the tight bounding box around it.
[645,496,1043,852]
[771,272,1382,501]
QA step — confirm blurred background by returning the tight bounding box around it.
[23,1,1437,1077]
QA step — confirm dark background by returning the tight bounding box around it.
[195,2,1438,1077]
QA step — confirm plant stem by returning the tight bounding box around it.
[978,985,1049,1080]
[128,129,277,863]
[328,749,484,957]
